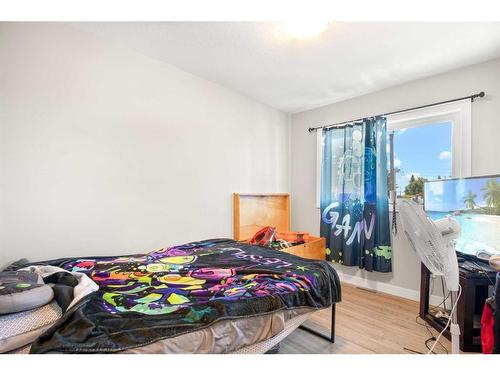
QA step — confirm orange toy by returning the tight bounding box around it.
[249,226,276,247]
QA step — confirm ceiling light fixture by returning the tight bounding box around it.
[282,20,330,39]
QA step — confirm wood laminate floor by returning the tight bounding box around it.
[280,283,453,354]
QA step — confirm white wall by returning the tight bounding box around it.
[0,23,290,268]
[2,22,498,303]
[290,58,500,300]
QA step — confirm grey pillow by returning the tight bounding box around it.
[1,258,30,272]
[0,271,54,315]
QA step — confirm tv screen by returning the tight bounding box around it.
[424,175,500,258]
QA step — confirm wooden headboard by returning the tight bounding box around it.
[233,193,290,241]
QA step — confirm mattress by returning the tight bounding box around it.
[10,238,340,354]
[122,307,315,354]
[9,308,315,354]
[230,310,313,354]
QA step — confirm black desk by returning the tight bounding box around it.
[419,259,497,352]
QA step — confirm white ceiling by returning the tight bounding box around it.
[72,22,500,113]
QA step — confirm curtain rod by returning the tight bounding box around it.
[307,91,485,133]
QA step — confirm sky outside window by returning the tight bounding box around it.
[391,121,452,196]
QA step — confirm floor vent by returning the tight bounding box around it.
[355,286,378,294]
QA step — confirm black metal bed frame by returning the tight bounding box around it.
[297,303,336,343]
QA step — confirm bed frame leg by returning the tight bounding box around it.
[330,303,336,343]
[298,304,336,343]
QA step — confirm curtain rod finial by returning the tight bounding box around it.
[308,127,315,133]
[472,91,485,102]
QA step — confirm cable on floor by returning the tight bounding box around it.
[403,289,451,354]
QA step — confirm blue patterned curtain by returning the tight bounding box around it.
[320,116,392,272]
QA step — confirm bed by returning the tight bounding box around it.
[6,238,341,354]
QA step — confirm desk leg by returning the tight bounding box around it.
[420,263,431,319]
[458,277,475,352]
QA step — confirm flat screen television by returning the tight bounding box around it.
[424,174,500,259]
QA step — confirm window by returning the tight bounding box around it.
[387,99,472,199]
[390,121,452,197]
[316,99,472,207]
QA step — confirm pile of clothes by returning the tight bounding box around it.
[0,262,97,353]
[248,226,310,249]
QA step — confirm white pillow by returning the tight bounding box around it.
[0,300,61,353]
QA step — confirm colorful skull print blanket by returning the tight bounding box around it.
[27,239,341,353]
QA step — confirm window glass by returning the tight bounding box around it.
[390,121,452,198]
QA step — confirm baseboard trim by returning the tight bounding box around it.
[338,273,444,306]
